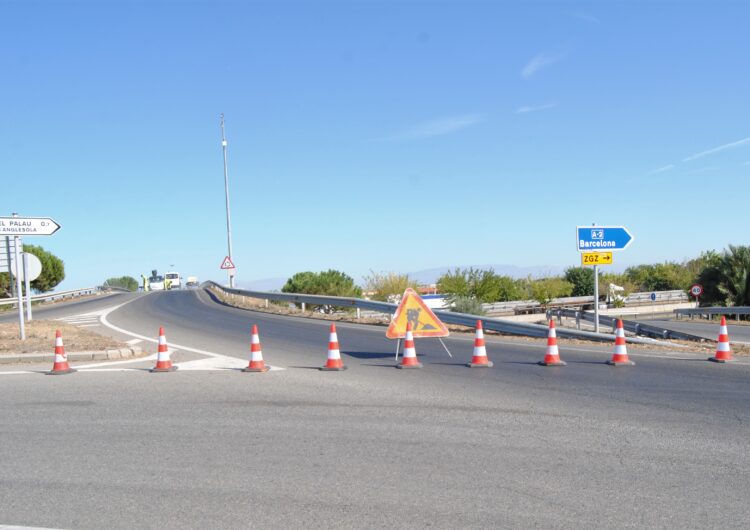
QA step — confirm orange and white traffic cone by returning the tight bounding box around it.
[150,327,177,372]
[708,316,733,363]
[607,319,634,366]
[538,319,566,366]
[467,320,493,367]
[398,322,423,369]
[47,330,75,375]
[320,323,346,371]
[243,324,269,372]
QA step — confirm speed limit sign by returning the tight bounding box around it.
[690,284,703,297]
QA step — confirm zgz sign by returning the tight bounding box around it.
[581,251,613,267]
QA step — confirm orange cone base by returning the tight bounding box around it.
[538,359,566,366]
[150,365,178,373]
[396,362,423,369]
[606,359,635,366]
[243,365,270,372]
[47,367,76,375]
[468,360,493,368]
[708,356,733,363]
[320,364,347,371]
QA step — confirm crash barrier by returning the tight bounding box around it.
[204,282,668,345]
[0,287,99,307]
[675,307,750,320]
[549,308,706,341]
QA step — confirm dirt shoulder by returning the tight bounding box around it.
[0,320,128,354]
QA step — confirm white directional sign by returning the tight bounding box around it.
[0,217,61,236]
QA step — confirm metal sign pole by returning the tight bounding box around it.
[220,114,235,288]
[13,236,25,340]
[24,252,32,321]
[594,264,599,334]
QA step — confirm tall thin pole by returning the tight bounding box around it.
[220,113,235,288]
[12,213,25,340]
[592,222,599,334]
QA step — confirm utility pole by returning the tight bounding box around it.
[220,113,235,288]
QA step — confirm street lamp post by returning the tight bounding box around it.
[220,114,235,288]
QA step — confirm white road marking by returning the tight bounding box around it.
[0,524,67,530]
[125,338,142,345]
[97,301,284,371]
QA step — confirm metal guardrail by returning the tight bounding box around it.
[675,306,750,317]
[550,308,706,341]
[0,287,99,307]
[204,282,669,345]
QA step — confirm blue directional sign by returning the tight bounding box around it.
[576,226,634,252]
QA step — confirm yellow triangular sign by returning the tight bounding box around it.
[386,288,449,339]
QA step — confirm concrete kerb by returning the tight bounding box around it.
[0,346,144,365]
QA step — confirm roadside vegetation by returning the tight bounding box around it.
[102,276,139,291]
[0,245,65,297]
[279,245,750,311]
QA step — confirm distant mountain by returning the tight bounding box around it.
[406,264,565,284]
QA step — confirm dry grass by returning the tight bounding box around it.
[0,320,127,354]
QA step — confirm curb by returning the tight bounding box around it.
[0,346,144,365]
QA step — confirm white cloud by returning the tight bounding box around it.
[687,166,720,175]
[646,164,675,175]
[683,136,750,162]
[378,114,484,141]
[516,103,557,114]
[521,52,563,79]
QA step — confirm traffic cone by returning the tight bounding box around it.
[538,320,566,366]
[607,319,634,366]
[243,325,269,372]
[397,322,423,369]
[708,316,733,363]
[467,320,493,367]
[150,327,177,372]
[320,323,346,371]
[47,330,75,375]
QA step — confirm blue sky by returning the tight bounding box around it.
[2,0,749,290]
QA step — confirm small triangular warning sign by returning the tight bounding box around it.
[386,288,449,339]
[220,256,235,270]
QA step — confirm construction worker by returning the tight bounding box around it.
[165,278,172,291]
[141,274,149,292]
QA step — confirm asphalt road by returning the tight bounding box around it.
[642,316,750,343]
[1,290,749,529]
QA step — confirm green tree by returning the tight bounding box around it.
[437,267,523,303]
[363,270,419,301]
[103,276,139,291]
[564,267,595,296]
[282,270,362,313]
[18,245,65,293]
[624,262,692,292]
[529,277,573,305]
[699,245,750,307]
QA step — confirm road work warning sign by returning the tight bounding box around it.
[386,288,449,339]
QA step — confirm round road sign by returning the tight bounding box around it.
[690,284,703,297]
[10,252,43,282]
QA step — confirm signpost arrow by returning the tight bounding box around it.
[576,226,634,252]
[0,217,61,236]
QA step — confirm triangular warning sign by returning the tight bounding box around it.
[220,256,235,270]
[386,288,449,339]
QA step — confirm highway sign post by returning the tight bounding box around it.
[2,214,61,340]
[577,225,634,334]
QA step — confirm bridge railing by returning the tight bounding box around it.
[0,287,99,307]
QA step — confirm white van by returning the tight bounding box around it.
[164,272,181,290]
